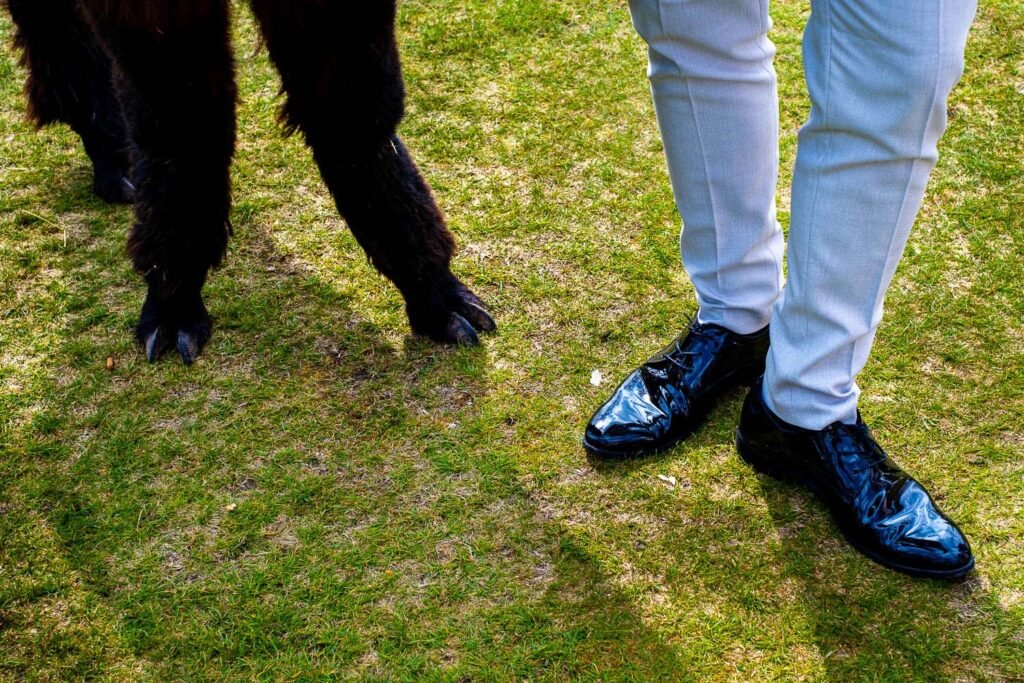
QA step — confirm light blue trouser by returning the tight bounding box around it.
[629,0,977,429]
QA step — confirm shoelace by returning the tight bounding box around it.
[660,325,722,374]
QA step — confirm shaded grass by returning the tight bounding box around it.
[1,0,1022,680]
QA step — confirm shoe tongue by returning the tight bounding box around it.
[827,416,868,434]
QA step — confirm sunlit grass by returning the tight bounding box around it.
[1,1,1021,680]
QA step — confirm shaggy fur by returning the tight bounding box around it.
[6,0,130,203]
[4,0,495,363]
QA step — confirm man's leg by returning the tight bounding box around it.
[738,0,977,579]
[584,0,779,458]
[764,0,977,429]
[630,0,783,334]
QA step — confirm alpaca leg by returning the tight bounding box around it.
[249,0,495,345]
[79,0,236,363]
[4,0,131,203]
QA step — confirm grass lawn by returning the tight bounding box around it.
[1,1,1022,680]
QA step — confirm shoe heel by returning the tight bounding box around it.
[735,429,790,482]
[735,362,766,389]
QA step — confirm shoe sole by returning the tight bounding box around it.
[582,363,763,461]
[735,429,975,581]
[582,427,695,460]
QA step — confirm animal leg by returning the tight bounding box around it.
[79,0,237,363]
[250,0,495,345]
[4,0,131,203]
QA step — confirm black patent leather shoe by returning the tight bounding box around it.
[583,320,770,459]
[736,378,974,580]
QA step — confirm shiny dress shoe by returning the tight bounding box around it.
[736,378,974,580]
[583,320,770,458]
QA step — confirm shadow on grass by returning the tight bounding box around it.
[13,138,1020,683]
[582,386,1021,679]
[752,475,1022,681]
[523,534,689,681]
[0,161,701,680]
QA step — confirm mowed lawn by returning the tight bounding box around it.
[1,1,1022,680]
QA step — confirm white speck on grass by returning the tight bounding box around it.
[590,370,603,386]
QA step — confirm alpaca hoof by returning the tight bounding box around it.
[92,172,134,204]
[408,276,496,346]
[454,293,496,333]
[143,327,169,363]
[176,330,201,366]
[136,294,212,365]
[121,177,137,203]
[445,313,480,346]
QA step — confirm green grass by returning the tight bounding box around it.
[1,1,1022,680]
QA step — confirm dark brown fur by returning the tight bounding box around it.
[4,0,495,362]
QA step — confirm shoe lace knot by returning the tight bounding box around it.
[661,323,724,375]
